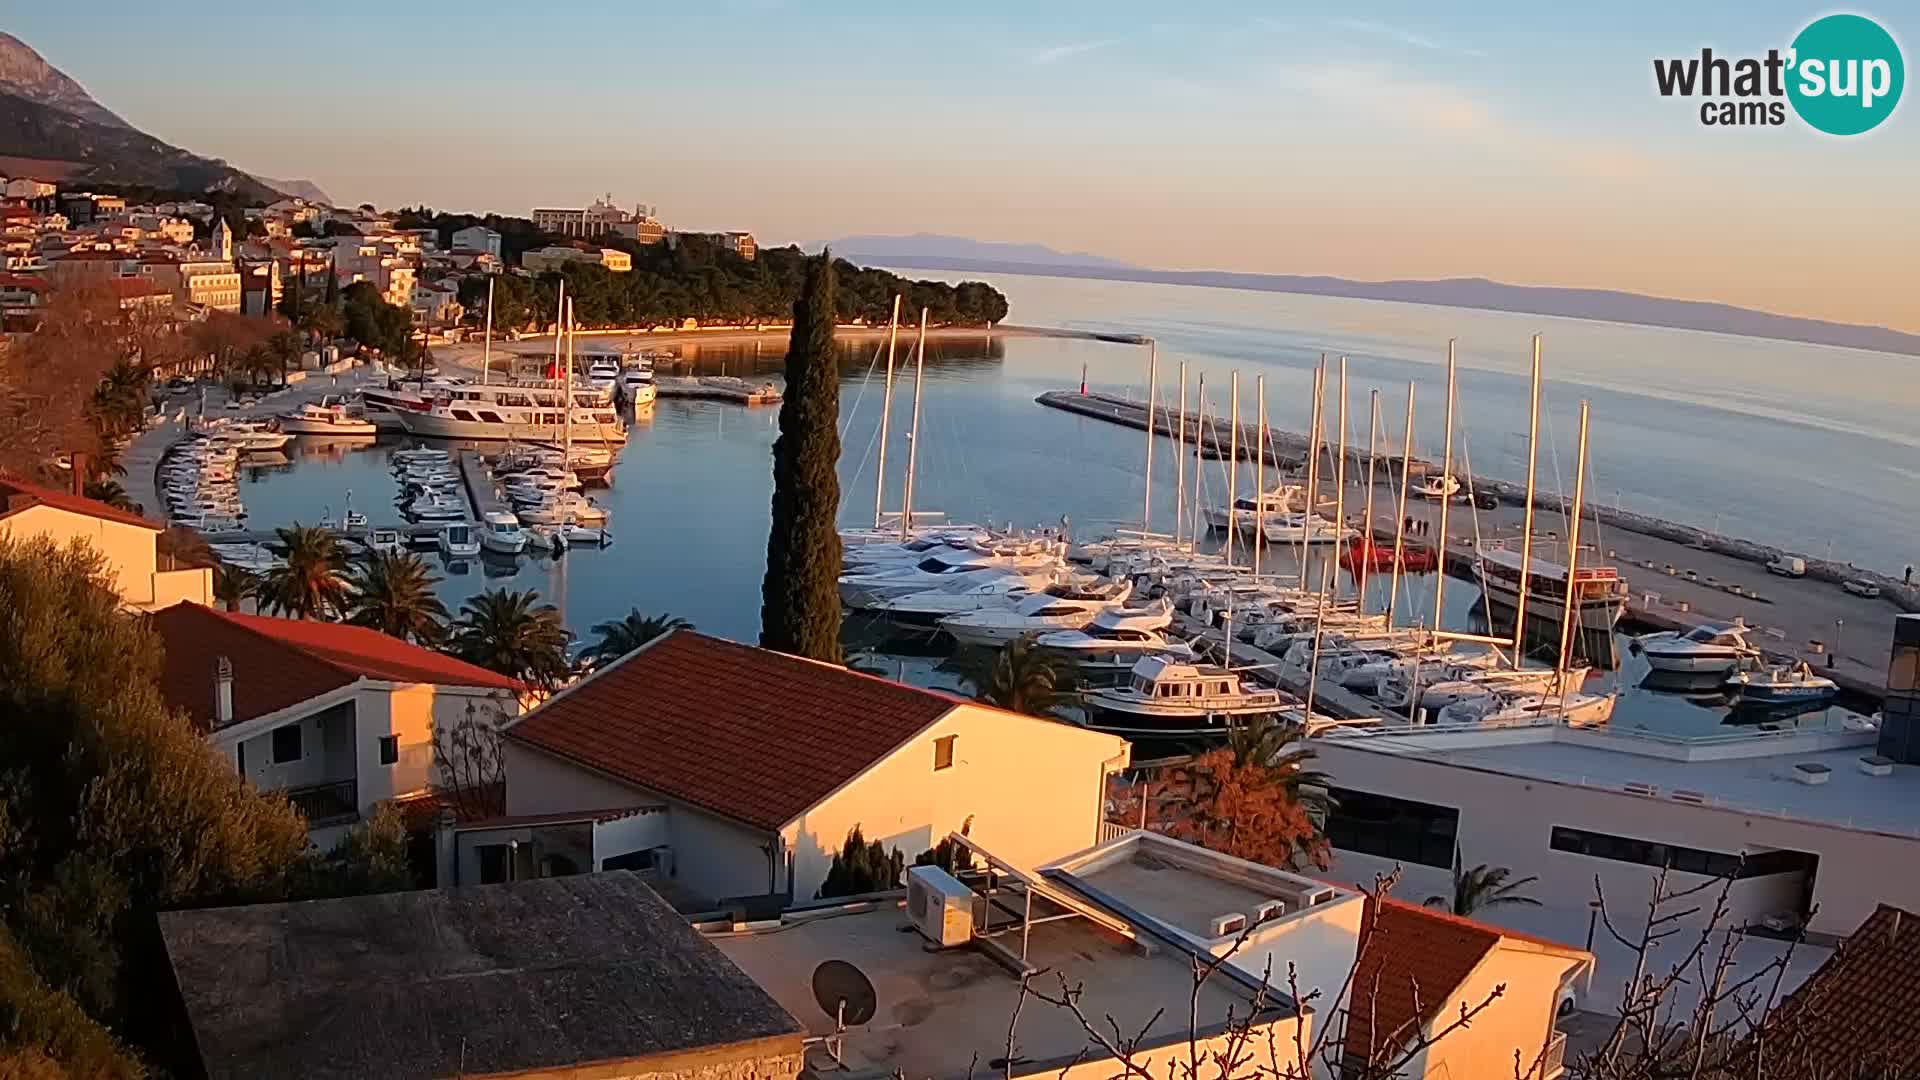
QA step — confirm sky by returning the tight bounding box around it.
[11,2,1917,331]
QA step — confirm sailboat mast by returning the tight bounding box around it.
[481,276,494,387]
[1306,363,1347,728]
[563,298,574,457]
[1554,401,1593,700]
[1387,383,1415,628]
[1191,374,1206,550]
[1143,341,1158,534]
[1431,341,1458,630]
[1298,358,1325,593]
[1330,358,1349,603]
[1512,335,1543,664]
[1253,374,1265,580]
[551,280,566,382]
[1174,361,1187,548]
[874,295,901,530]
[1360,388,1380,613]
[899,307,928,542]
[1226,373,1239,568]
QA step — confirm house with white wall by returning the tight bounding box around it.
[147,602,522,847]
[0,476,211,610]
[499,629,1132,907]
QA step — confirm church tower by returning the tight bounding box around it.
[212,217,234,262]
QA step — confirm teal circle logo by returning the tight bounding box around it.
[1787,14,1904,135]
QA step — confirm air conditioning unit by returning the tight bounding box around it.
[1208,912,1248,937]
[1252,900,1288,924]
[906,865,975,948]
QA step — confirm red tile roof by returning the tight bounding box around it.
[0,474,160,530]
[1346,898,1504,1064]
[505,630,959,831]
[105,277,163,299]
[147,603,519,731]
[1751,905,1920,1074]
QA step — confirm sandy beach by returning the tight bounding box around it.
[430,322,1114,377]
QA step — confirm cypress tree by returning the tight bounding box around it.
[760,251,843,660]
[323,256,339,307]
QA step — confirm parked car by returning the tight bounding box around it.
[1843,579,1882,598]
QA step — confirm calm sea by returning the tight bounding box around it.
[231,271,1899,732]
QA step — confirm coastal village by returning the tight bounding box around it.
[4,165,1920,1080]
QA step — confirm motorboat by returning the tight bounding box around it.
[1035,603,1195,676]
[1261,513,1354,546]
[1081,655,1295,742]
[214,420,293,452]
[558,523,611,547]
[1475,542,1629,637]
[438,521,480,559]
[407,495,468,523]
[938,579,1135,647]
[585,354,622,394]
[1417,474,1461,499]
[1634,623,1759,674]
[1376,665,1582,712]
[279,398,378,436]
[366,528,406,556]
[1341,536,1438,574]
[395,380,627,444]
[1725,664,1839,708]
[837,546,1065,609]
[868,571,1056,628]
[479,510,528,555]
[621,360,657,406]
[1203,486,1301,536]
[1434,688,1616,728]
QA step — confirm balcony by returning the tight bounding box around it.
[1541,1029,1569,1079]
[286,779,359,828]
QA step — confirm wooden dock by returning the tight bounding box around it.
[656,376,782,405]
[457,451,499,521]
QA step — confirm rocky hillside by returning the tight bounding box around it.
[0,33,327,203]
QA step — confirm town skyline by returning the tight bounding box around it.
[8,3,1916,333]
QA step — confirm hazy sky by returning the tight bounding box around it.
[12,2,1916,330]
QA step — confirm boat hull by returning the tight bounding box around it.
[280,418,378,436]
[1641,649,1744,674]
[1080,699,1291,742]
[395,412,627,444]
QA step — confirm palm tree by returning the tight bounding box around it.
[1226,716,1336,825]
[82,478,136,512]
[211,564,257,613]
[584,609,690,666]
[345,551,448,644]
[261,524,349,619]
[961,637,1073,717]
[449,588,572,690]
[1428,858,1543,917]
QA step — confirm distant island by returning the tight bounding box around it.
[833,237,1920,358]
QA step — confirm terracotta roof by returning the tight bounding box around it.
[456,806,661,830]
[506,630,959,831]
[1346,898,1504,1063]
[147,603,519,731]
[105,277,163,299]
[1751,905,1920,1074]
[0,474,160,530]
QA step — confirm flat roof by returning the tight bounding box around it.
[1321,726,1920,839]
[711,901,1262,1080]
[158,874,804,1080]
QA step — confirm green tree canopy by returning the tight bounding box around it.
[449,588,572,690]
[817,826,905,899]
[345,551,448,645]
[760,252,843,661]
[584,609,690,667]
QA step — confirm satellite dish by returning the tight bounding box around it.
[812,959,878,1027]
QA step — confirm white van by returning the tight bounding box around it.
[1767,555,1806,577]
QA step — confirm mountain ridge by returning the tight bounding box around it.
[832,233,1135,270]
[861,252,1920,358]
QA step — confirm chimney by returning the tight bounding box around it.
[215,656,234,727]
[70,451,89,495]
[434,807,459,887]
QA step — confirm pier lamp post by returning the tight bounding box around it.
[1834,619,1844,667]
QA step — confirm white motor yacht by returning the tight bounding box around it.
[279,398,378,436]
[366,528,406,556]
[939,579,1136,647]
[585,354,622,394]
[1035,602,1194,675]
[869,571,1056,628]
[1377,664,1583,712]
[1418,473,1461,499]
[1081,655,1295,742]
[438,521,480,559]
[838,547,1064,609]
[1203,486,1302,537]
[621,360,657,406]
[1635,623,1759,674]
[1435,688,1615,728]
[479,510,528,555]
[214,420,293,452]
[1261,513,1354,546]
[397,381,627,444]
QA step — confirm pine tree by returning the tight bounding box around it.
[760,251,843,660]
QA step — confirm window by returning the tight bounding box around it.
[1549,826,1810,879]
[933,735,957,771]
[477,843,510,885]
[271,724,302,764]
[378,735,399,765]
[1324,786,1459,869]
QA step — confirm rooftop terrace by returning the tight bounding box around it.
[1320,723,1919,837]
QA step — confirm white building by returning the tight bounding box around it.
[451,225,501,257]
[4,177,57,200]
[492,629,1132,905]
[531,196,663,242]
[0,477,211,610]
[147,603,524,847]
[712,826,1587,1080]
[1311,721,1920,942]
[410,280,463,326]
